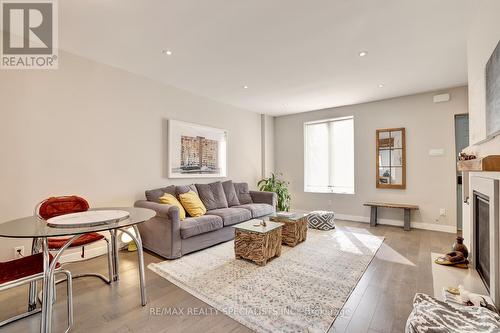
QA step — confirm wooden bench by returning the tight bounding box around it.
[363,202,419,231]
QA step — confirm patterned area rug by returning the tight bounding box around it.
[148,227,384,333]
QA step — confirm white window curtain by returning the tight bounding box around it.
[304,116,354,194]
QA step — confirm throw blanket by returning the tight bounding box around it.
[406,293,500,333]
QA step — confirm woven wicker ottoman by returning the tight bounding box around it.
[307,211,335,230]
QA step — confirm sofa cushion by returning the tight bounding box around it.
[145,185,176,203]
[222,180,240,207]
[180,215,223,239]
[179,190,207,217]
[233,182,253,205]
[207,208,251,226]
[196,182,228,211]
[175,184,198,197]
[235,203,274,218]
[158,193,186,220]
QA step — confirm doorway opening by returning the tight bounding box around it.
[454,114,469,231]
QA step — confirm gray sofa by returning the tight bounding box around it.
[134,180,277,259]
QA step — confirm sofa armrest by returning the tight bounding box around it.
[134,200,180,220]
[134,200,182,259]
[250,191,277,207]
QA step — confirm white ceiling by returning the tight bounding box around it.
[59,0,473,116]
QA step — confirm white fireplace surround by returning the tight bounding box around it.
[467,173,500,306]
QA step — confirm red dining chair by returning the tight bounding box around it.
[0,253,73,331]
[34,196,113,284]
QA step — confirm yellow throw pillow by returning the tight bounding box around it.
[158,193,186,220]
[178,190,207,217]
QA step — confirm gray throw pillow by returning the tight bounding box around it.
[195,181,229,210]
[175,184,198,198]
[233,182,253,205]
[222,180,240,207]
[145,185,176,203]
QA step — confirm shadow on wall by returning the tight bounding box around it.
[162,118,169,179]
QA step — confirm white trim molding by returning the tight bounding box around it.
[293,209,456,233]
[334,213,457,233]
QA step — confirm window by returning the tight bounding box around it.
[304,116,354,194]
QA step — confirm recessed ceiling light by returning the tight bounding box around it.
[162,50,173,55]
[378,83,385,88]
[243,85,249,89]
[358,51,368,57]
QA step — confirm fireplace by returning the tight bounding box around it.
[475,191,490,290]
[469,175,499,307]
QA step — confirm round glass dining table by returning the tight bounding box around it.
[0,207,156,333]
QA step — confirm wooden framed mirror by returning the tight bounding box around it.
[376,128,406,189]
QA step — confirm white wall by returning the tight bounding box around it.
[464,0,500,156]
[275,87,468,232]
[0,51,262,261]
[461,0,500,251]
[261,114,275,178]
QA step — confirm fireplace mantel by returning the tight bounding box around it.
[457,155,500,171]
[467,174,500,307]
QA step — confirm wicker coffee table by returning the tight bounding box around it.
[234,219,283,266]
[268,212,308,247]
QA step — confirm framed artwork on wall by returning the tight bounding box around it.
[168,119,228,178]
[486,40,500,138]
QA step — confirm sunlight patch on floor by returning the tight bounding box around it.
[376,243,416,266]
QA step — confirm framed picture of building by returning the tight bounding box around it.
[168,120,228,178]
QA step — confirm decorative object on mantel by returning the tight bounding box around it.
[458,285,498,312]
[452,236,469,259]
[457,155,500,171]
[446,286,460,295]
[458,152,476,161]
[376,127,406,189]
[434,251,469,269]
[167,119,228,178]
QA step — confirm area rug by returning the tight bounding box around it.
[148,227,384,333]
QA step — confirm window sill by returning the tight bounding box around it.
[304,188,355,195]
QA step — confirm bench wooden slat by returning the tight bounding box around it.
[363,202,419,210]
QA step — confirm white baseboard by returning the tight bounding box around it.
[292,209,456,233]
[334,213,457,233]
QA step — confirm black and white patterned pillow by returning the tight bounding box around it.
[307,211,335,230]
[406,293,500,333]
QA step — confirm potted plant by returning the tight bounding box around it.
[258,173,291,212]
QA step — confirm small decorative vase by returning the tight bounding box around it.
[452,236,468,259]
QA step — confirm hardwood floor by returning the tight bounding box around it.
[0,220,456,333]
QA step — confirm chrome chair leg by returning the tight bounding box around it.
[41,235,79,333]
[0,270,71,329]
[28,281,38,311]
[37,236,114,304]
[28,237,41,311]
[119,226,146,306]
[61,270,73,333]
[110,230,120,281]
[106,236,113,283]
[52,278,57,303]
